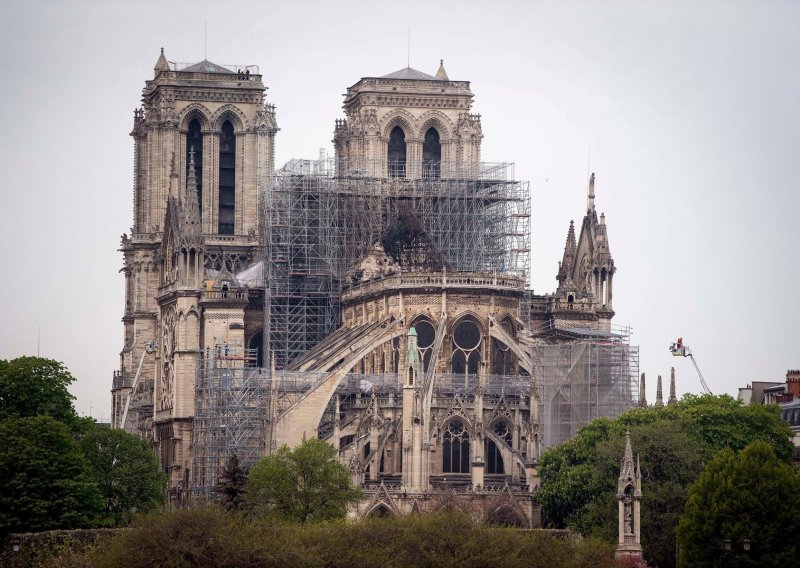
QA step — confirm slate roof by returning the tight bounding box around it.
[380,67,439,81]
[182,60,234,74]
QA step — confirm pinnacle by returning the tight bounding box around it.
[435,59,449,81]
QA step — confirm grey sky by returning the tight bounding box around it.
[1,0,798,419]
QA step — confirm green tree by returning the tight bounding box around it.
[217,453,248,512]
[538,395,794,568]
[0,357,79,425]
[246,438,362,523]
[77,424,167,526]
[0,416,103,534]
[677,440,800,567]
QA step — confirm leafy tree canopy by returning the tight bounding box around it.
[0,416,103,534]
[0,357,79,425]
[677,440,800,567]
[538,394,794,568]
[246,438,362,523]
[77,424,167,526]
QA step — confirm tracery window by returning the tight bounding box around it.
[452,317,481,375]
[388,126,406,178]
[442,419,470,474]
[186,119,203,214]
[218,120,236,234]
[412,317,436,372]
[422,127,441,178]
[491,318,516,375]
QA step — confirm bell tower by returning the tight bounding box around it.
[333,61,482,178]
[112,49,278,491]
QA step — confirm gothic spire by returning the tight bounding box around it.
[435,59,449,81]
[183,146,202,235]
[587,172,596,213]
[668,367,678,405]
[154,47,169,76]
[619,430,636,482]
[638,373,647,407]
[557,220,577,285]
[655,375,664,407]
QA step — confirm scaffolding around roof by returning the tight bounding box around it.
[263,158,531,371]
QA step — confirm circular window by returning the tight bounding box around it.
[453,319,481,350]
[414,319,436,349]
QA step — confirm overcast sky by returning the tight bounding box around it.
[1,0,798,419]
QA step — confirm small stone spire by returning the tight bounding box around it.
[183,146,201,234]
[587,172,596,212]
[655,375,664,407]
[638,373,647,407]
[557,220,577,285]
[619,430,635,481]
[435,59,449,80]
[668,367,678,405]
[154,47,169,76]
[616,430,643,560]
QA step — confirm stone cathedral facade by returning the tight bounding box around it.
[112,50,627,525]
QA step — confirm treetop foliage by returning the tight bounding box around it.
[0,415,103,534]
[93,507,620,568]
[677,440,800,567]
[246,438,362,523]
[538,394,795,568]
[0,356,166,534]
[0,357,78,425]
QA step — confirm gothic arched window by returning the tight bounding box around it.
[452,317,482,376]
[491,318,516,376]
[186,119,203,214]
[486,421,511,475]
[443,419,470,474]
[218,120,236,234]
[388,125,406,178]
[422,127,441,178]
[411,316,436,372]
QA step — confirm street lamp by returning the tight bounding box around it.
[724,539,732,552]
[11,538,20,553]
[743,539,751,552]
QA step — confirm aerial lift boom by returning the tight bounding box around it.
[669,337,712,395]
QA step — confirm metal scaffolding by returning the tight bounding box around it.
[192,345,270,498]
[263,158,531,370]
[532,327,639,449]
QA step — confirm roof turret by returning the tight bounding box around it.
[154,47,169,76]
[435,59,449,80]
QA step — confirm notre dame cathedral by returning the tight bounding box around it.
[111,49,637,526]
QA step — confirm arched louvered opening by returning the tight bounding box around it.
[186,119,203,214]
[218,120,236,234]
[422,127,441,178]
[388,126,407,178]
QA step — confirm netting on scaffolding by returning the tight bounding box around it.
[532,332,639,449]
[192,346,270,498]
[264,158,531,369]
